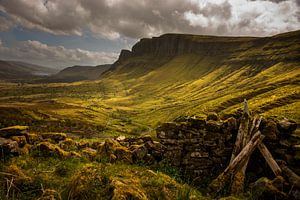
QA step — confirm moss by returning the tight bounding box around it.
[67,164,112,200]
[35,141,70,158]
[230,171,245,195]
[20,144,32,155]
[11,135,27,147]
[41,132,67,143]
[26,133,41,144]
[111,178,148,200]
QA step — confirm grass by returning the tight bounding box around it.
[0,155,204,200]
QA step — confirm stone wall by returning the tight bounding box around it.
[156,114,299,184]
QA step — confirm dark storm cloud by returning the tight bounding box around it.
[0,0,299,39]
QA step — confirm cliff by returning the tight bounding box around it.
[113,30,300,67]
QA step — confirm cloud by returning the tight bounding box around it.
[0,16,14,31]
[0,0,299,39]
[0,39,118,68]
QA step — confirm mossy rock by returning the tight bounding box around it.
[111,178,148,200]
[81,147,97,160]
[35,141,70,158]
[0,125,29,138]
[250,177,288,200]
[11,135,27,147]
[207,112,219,121]
[26,133,41,144]
[41,132,67,143]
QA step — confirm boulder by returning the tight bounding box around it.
[0,125,29,138]
[261,119,278,142]
[132,145,148,161]
[277,118,297,133]
[221,117,237,135]
[206,120,222,132]
[41,133,67,143]
[82,147,97,159]
[250,177,288,200]
[0,137,19,156]
[26,133,41,144]
[207,112,219,121]
[11,135,27,147]
[36,142,70,158]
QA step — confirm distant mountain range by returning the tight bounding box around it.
[38,64,112,83]
[0,60,112,83]
[0,60,58,80]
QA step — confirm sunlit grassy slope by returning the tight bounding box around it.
[0,30,299,137]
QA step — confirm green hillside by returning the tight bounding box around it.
[0,30,299,137]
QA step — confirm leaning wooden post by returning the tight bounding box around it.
[258,143,281,176]
[230,99,251,194]
[208,131,264,195]
[230,99,250,163]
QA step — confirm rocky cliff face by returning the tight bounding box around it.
[113,30,300,66]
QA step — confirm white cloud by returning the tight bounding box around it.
[0,0,298,39]
[0,40,118,68]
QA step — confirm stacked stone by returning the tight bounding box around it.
[156,114,299,183]
[260,118,299,174]
[156,114,237,180]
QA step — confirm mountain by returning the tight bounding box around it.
[99,30,300,125]
[38,64,111,83]
[0,60,57,80]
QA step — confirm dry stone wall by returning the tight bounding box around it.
[156,115,299,183]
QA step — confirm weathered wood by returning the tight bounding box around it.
[225,132,264,174]
[258,143,282,176]
[230,99,250,164]
[208,131,264,195]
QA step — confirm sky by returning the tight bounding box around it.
[0,0,299,69]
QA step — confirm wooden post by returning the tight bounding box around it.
[230,99,250,164]
[258,143,281,176]
[208,131,264,195]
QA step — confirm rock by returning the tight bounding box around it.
[0,125,29,138]
[132,145,148,161]
[221,117,237,135]
[20,144,31,155]
[26,133,41,144]
[41,133,67,143]
[36,142,70,158]
[140,135,152,143]
[190,152,209,158]
[278,118,297,133]
[0,137,19,156]
[206,120,222,132]
[261,119,278,142]
[114,147,132,163]
[207,112,219,121]
[250,177,288,200]
[189,117,206,129]
[116,135,126,141]
[11,135,27,147]
[82,147,97,159]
